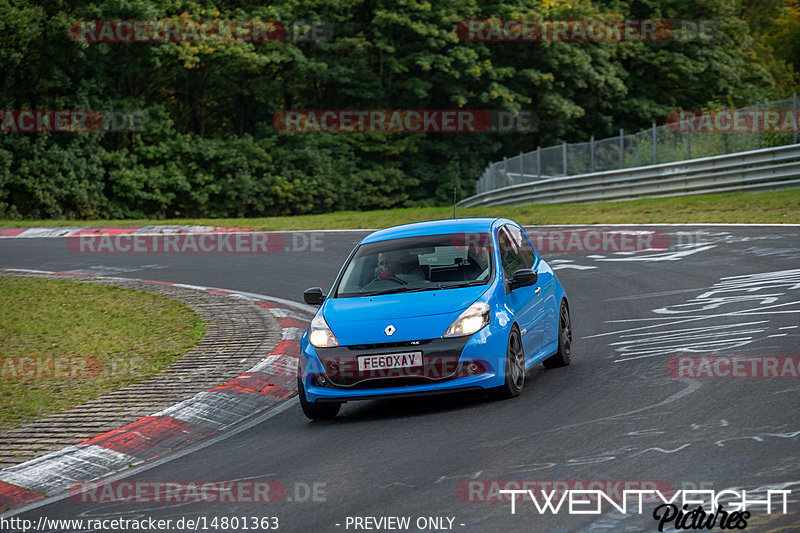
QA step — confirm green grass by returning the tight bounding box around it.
[1,189,798,230]
[0,276,205,431]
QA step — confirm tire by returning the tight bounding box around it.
[489,326,525,400]
[543,301,572,369]
[298,377,341,421]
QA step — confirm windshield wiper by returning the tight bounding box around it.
[357,281,486,297]
[360,286,440,296]
[437,280,488,290]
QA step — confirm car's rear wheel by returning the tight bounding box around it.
[298,377,341,421]
[543,301,571,369]
[489,326,525,400]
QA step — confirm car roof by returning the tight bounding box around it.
[360,217,505,244]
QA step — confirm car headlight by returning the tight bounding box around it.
[309,315,340,348]
[443,302,491,337]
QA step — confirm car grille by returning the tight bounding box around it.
[345,340,432,351]
[317,337,469,389]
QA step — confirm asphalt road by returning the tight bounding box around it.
[2,225,799,532]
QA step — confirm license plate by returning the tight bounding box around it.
[357,351,423,371]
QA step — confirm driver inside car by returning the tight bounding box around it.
[376,251,425,282]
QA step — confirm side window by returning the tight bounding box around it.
[498,227,525,282]
[506,225,536,268]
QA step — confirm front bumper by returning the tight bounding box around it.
[300,326,508,402]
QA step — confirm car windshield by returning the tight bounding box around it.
[334,233,494,298]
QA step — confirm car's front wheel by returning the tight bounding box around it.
[298,377,341,421]
[543,301,571,369]
[489,326,525,400]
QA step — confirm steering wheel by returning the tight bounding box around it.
[384,274,407,285]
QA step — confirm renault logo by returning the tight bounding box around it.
[384,325,396,336]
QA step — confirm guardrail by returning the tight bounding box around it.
[458,144,800,207]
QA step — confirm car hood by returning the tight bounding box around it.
[321,286,488,345]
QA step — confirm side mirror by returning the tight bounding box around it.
[303,287,325,305]
[509,269,538,291]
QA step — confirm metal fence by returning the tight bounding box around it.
[459,144,800,207]
[475,93,800,195]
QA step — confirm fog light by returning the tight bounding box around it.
[315,375,328,386]
[457,361,485,378]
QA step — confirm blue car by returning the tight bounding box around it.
[298,218,572,420]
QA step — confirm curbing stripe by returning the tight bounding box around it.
[79,416,217,461]
[0,481,43,509]
[2,223,800,241]
[211,376,295,400]
[250,356,299,378]
[0,272,311,512]
[278,317,310,329]
[270,339,303,357]
[0,445,138,496]
[155,389,283,431]
[1,228,81,238]
[281,327,305,340]
[0,225,253,239]
[267,307,315,320]
[215,370,295,392]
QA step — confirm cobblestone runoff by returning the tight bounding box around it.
[0,272,281,468]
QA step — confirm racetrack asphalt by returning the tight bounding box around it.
[1,225,799,532]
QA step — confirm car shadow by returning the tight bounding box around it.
[299,363,555,425]
[325,389,492,424]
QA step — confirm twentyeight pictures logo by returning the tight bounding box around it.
[461,480,792,531]
[492,486,790,532]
